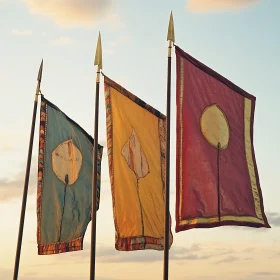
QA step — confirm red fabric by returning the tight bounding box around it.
[175,45,270,232]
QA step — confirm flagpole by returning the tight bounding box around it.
[90,32,102,280]
[163,12,174,280]
[13,60,43,280]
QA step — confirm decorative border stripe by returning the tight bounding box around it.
[179,57,184,222]
[103,75,166,120]
[244,98,263,220]
[104,83,120,240]
[37,98,47,245]
[179,215,264,226]
[158,118,166,200]
[38,237,83,255]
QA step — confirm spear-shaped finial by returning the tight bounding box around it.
[167,11,175,44]
[35,59,43,101]
[37,59,43,82]
[167,11,175,58]
[94,32,102,71]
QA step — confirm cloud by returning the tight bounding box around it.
[103,35,129,56]
[0,269,118,280]
[10,28,32,36]
[0,161,37,202]
[243,272,280,280]
[40,243,211,264]
[25,241,280,280]
[215,255,239,264]
[22,0,124,30]
[91,243,212,263]
[186,0,260,13]
[267,212,280,227]
[37,241,269,268]
[254,272,280,277]
[50,36,75,46]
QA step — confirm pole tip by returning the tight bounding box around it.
[94,32,102,70]
[167,11,175,43]
[37,59,43,83]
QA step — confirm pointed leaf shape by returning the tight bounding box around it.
[122,129,149,179]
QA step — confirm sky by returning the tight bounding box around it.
[0,0,280,279]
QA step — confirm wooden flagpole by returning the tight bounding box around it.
[163,11,174,280]
[90,32,102,280]
[13,59,43,280]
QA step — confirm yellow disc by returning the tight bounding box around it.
[200,104,230,150]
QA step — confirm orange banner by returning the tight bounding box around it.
[104,76,173,251]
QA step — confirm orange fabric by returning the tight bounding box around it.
[104,76,173,251]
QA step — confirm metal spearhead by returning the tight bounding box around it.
[94,32,102,70]
[37,59,43,83]
[167,11,175,43]
[35,59,43,100]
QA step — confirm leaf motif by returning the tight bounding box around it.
[122,129,149,179]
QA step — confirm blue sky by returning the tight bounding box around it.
[0,0,280,279]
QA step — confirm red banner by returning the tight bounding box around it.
[175,45,270,232]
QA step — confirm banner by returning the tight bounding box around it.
[37,95,103,254]
[104,76,173,251]
[175,45,270,232]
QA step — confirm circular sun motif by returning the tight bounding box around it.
[200,104,230,150]
[52,139,83,185]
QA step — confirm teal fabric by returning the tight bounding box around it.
[39,96,102,245]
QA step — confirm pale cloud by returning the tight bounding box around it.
[50,36,75,46]
[187,0,260,13]
[267,212,280,227]
[215,255,239,264]
[29,243,211,264]
[245,272,280,280]
[25,241,280,271]
[22,0,124,30]
[10,28,32,36]
[4,241,280,280]
[94,244,213,263]
[0,161,37,201]
[0,269,118,280]
[103,35,129,56]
